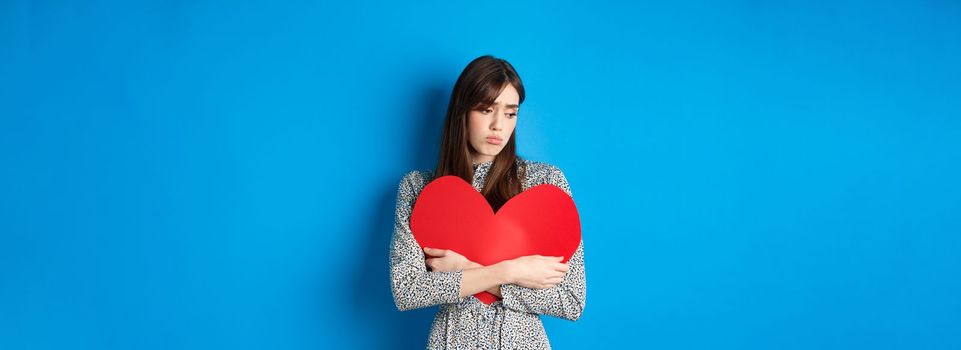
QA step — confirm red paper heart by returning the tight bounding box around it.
[410,175,581,305]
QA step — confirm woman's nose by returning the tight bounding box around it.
[490,115,503,130]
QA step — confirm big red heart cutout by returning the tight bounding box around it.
[410,175,581,305]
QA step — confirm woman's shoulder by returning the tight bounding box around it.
[520,158,566,179]
[520,158,572,196]
[397,159,567,188]
[397,168,436,192]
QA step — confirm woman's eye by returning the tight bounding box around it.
[507,113,517,118]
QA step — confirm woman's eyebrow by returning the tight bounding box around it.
[491,102,520,109]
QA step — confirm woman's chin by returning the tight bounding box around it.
[481,151,501,158]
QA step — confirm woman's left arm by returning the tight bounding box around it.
[498,166,586,321]
[499,240,585,321]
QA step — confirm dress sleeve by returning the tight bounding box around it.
[499,166,587,321]
[389,171,465,311]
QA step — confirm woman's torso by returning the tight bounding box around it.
[404,158,570,349]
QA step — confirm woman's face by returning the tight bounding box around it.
[467,84,520,164]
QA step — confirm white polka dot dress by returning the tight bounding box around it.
[390,159,587,349]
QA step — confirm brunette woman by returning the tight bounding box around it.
[390,55,586,349]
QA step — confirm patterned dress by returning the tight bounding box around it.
[390,158,587,349]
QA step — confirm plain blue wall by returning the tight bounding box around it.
[2,1,960,349]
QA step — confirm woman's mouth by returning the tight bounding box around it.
[486,136,503,145]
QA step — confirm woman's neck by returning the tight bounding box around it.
[471,155,495,165]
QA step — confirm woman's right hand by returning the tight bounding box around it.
[502,255,570,289]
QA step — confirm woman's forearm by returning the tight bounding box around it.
[460,262,511,298]
[465,262,503,296]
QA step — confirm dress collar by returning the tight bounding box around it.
[471,160,494,171]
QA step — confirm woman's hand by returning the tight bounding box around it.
[502,255,569,290]
[424,248,501,296]
[423,247,477,272]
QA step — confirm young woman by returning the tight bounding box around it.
[389,55,586,349]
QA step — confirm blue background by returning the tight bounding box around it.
[2,1,960,349]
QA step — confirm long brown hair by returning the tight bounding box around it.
[434,55,526,212]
